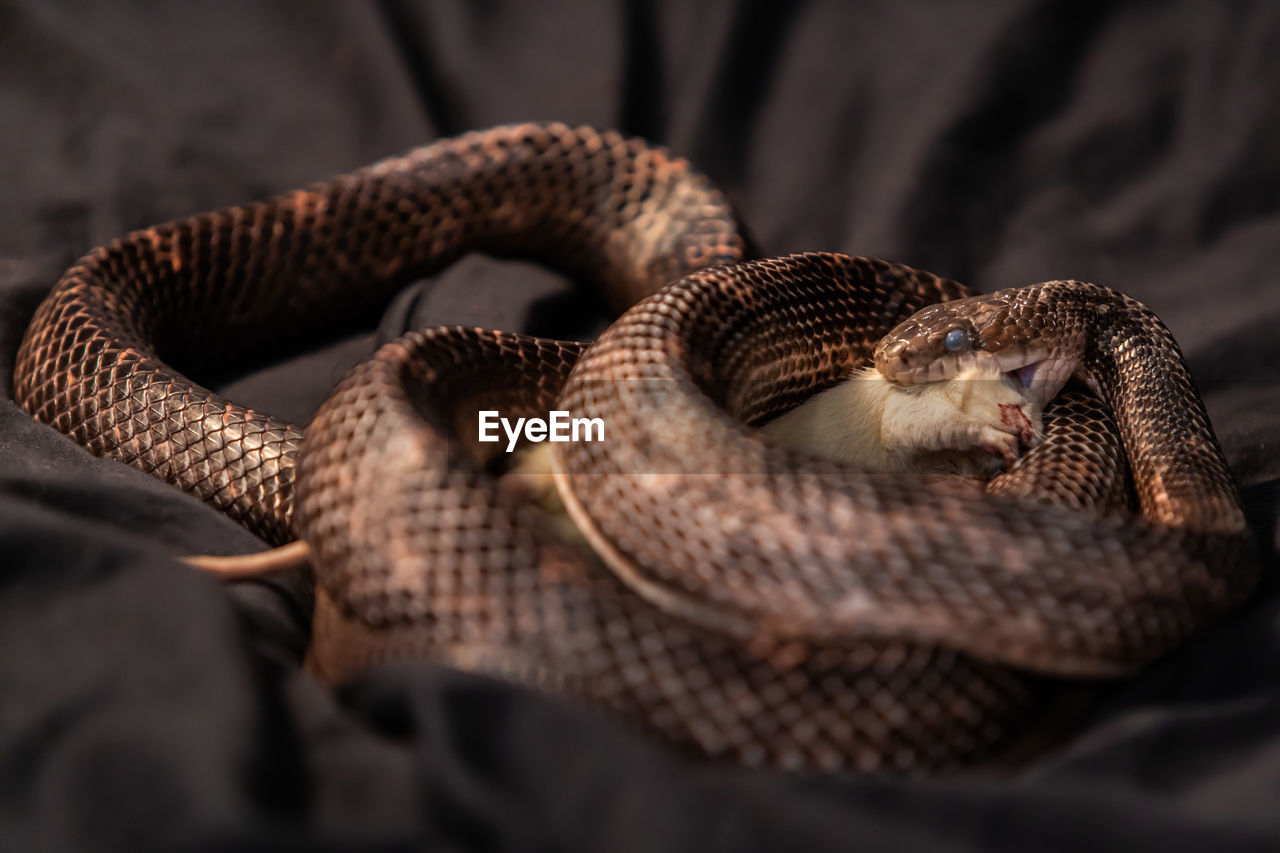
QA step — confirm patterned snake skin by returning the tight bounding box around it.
[13,124,1259,772]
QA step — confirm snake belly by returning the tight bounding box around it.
[14,125,1260,773]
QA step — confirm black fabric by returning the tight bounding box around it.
[2,1,1278,849]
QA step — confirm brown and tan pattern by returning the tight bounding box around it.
[13,123,744,544]
[554,261,1256,682]
[12,125,1259,773]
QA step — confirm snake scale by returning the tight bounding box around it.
[13,123,1259,773]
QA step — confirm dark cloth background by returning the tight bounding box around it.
[2,1,1279,850]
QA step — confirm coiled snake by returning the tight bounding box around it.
[13,123,1259,773]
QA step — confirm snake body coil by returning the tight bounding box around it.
[14,124,1259,772]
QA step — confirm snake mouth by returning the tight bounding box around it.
[991,349,1079,411]
[987,346,1047,383]
[889,345,1049,386]
[1009,359,1044,389]
[881,345,1074,418]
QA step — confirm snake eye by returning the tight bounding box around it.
[943,327,970,353]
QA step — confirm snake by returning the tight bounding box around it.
[12,123,1259,773]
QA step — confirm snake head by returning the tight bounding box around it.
[873,289,1077,410]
